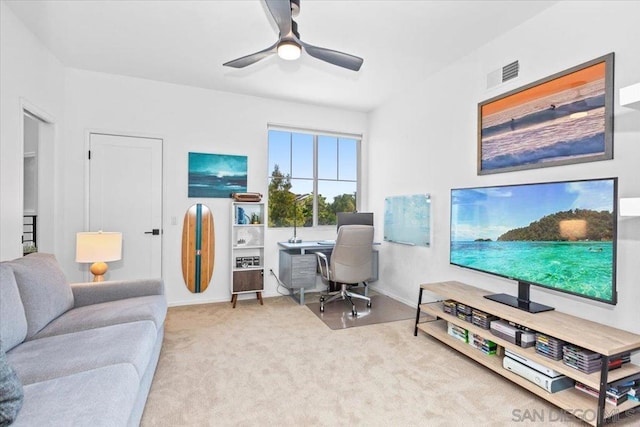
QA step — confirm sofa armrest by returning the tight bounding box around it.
[70,278,165,308]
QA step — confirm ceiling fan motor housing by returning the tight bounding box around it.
[223,0,363,71]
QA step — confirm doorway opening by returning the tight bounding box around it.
[22,108,55,256]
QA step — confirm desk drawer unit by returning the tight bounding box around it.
[279,250,317,289]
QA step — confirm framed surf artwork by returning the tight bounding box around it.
[477,53,614,175]
[188,152,247,198]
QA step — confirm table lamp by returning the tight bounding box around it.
[620,198,640,217]
[288,193,310,243]
[76,231,122,282]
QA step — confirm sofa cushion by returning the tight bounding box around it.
[14,364,138,427]
[6,253,74,340]
[0,349,24,426]
[33,295,167,340]
[0,264,27,352]
[71,278,165,308]
[6,321,157,386]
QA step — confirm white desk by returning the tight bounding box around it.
[277,240,379,305]
[277,240,336,252]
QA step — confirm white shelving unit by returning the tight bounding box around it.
[230,202,265,308]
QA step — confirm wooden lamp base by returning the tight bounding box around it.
[90,261,108,282]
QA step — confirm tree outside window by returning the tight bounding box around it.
[268,129,359,227]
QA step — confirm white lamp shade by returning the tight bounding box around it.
[76,232,122,263]
[620,198,640,217]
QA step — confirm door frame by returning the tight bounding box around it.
[83,129,165,281]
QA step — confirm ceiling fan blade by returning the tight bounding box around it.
[264,0,292,36]
[300,42,363,71]
[223,42,278,68]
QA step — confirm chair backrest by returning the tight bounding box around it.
[330,225,374,284]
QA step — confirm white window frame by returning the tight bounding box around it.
[267,124,362,227]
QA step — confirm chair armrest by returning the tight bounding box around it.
[315,252,331,281]
[71,278,165,308]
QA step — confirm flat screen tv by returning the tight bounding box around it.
[337,212,374,231]
[450,177,617,313]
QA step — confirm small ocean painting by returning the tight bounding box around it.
[188,152,247,198]
[479,55,612,174]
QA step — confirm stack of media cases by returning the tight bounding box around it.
[575,382,629,406]
[562,345,631,373]
[447,322,469,343]
[443,300,457,316]
[470,333,498,355]
[471,308,498,329]
[562,345,602,374]
[456,302,472,322]
[442,301,510,355]
[447,322,468,343]
[607,352,632,370]
[582,373,640,406]
[443,299,498,329]
[621,375,640,403]
[535,332,565,360]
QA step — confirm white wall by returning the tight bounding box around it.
[368,1,640,336]
[0,0,367,307]
[0,1,65,260]
[62,69,367,305]
[4,0,638,333]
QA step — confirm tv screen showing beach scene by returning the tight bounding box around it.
[450,178,617,304]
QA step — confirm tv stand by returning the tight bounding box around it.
[484,280,554,313]
[414,281,640,427]
[484,293,554,313]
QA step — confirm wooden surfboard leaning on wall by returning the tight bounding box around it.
[181,203,215,293]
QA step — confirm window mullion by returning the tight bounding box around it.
[313,134,318,226]
[336,138,340,181]
[289,132,294,178]
[357,139,361,211]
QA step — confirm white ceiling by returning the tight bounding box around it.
[5,0,558,112]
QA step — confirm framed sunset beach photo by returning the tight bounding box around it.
[478,53,614,175]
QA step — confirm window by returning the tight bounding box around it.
[268,127,360,228]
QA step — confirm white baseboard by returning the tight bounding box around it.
[168,287,418,309]
[368,285,417,308]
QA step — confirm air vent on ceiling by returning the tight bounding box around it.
[502,60,519,82]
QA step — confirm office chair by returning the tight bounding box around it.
[316,224,374,316]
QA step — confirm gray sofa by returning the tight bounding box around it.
[0,253,167,426]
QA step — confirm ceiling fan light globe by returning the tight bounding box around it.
[277,41,301,61]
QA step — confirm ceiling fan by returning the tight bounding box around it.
[223,0,363,72]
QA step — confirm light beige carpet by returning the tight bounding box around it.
[306,294,416,330]
[141,296,635,426]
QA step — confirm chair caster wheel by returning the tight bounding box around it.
[367,301,372,308]
[320,304,325,312]
[352,306,358,316]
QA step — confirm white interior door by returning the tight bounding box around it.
[89,133,162,280]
